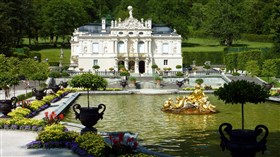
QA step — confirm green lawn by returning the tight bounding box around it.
[32,48,71,65]
[182,38,273,52]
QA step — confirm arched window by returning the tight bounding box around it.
[138,41,145,53]
[118,41,125,53]
[129,32,133,35]
[139,32,143,35]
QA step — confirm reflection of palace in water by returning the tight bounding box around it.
[70,6,182,75]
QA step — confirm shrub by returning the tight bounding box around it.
[60,72,70,77]
[182,51,224,66]
[120,71,130,76]
[92,65,100,70]
[176,72,184,77]
[75,132,106,156]
[176,65,182,69]
[129,77,136,81]
[151,64,158,69]
[48,71,61,78]
[195,79,204,85]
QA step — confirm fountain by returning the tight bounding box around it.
[161,84,216,114]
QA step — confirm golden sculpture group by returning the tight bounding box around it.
[162,84,216,114]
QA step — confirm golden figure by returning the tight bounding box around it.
[162,84,216,114]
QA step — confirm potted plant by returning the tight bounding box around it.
[92,65,100,74]
[154,76,162,87]
[151,64,158,75]
[195,78,204,85]
[129,77,136,85]
[69,73,107,134]
[214,80,270,157]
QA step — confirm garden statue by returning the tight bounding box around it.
[161,84,216,114]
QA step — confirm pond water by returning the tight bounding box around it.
[64,94,280,157]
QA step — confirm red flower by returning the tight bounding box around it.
[58,114,64,120]
[118,132,124,142]
[44,112,48,118]
[113,139,119,145]
[133,141,138,148]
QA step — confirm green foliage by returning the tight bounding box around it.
[129,77,136,81]
[182,51,224,66]
[37,124,78,143]
[75,132,106,156]
[237,50,262,72]
[261,59,278,78]
[8,108,31,118]
[176,65,182,69]
[203,0,245,46]
[69,73,108,90]
[154,76,162,81]
[16,92,33,102]
[92,65,100,70]
[176,72,184,77]
[195,79,204,85]
[241,34,273,42]
[0,55,20,89]
[245,60,260,77]
[48,71,61,78]
[120,71,130,76]
[225,53,238,72]
[151,64,158,69]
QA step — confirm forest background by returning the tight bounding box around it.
[0,0,279,74]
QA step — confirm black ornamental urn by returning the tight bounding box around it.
[32,88,47,100]
[219,123,268,157]
[60,81,68,88]
[0,97,17,117]
[73,103,106,134]
[51,85,60,93]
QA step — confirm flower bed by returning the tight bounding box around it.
[0,118,45,131]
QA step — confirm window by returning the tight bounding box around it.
[119,32,123,34]
[92,43,99,53]
[93,59,98,66]
[118,41,125,53]
[129,32,133,35]
[139,32,143,35]
[162,43,169,54]
[164,60,168,65]
[138,41,144,53]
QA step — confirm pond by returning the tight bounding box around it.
[64,94,280,157]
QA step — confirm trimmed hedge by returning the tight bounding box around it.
[182,51,224,66]
[241,34,273,42]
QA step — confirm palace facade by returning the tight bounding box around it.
[70,6,182,75]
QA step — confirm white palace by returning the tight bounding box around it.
[70,6,182,75]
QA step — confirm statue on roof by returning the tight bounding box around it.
[128,6,133,18]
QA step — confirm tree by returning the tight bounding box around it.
[42,0,89,46]
[270,0,280,57]
[245,60,260,77]
[203,0,245,46]
[0,55,20,98]
[214,80,270,130]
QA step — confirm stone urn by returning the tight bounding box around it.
[219,123,268,157]
[0,97,17,117]
[32,88,47,100]
[120,80,128,88]
[73,103,106,134]
[176,80,184,88]
[51,85,60,93]
[60,81,68,88]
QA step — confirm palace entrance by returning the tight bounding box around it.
[139,60,145,73]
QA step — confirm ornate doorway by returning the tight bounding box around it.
[139,60,145,73]
[128,61,135,72]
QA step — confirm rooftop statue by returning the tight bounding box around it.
[162,84,216,114]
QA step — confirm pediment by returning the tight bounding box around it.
[117,18,145,29]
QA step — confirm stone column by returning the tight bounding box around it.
[125,58,129,70]
[146,58,150,75]
[135,58,139,74]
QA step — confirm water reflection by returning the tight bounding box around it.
[64,94,280,157]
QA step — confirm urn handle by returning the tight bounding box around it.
[98,104,106,119]
[219,123,232,151]
[11,96,18,108]
[32,88,37,93]
[72,104,81,120]
[254,124,269,153]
